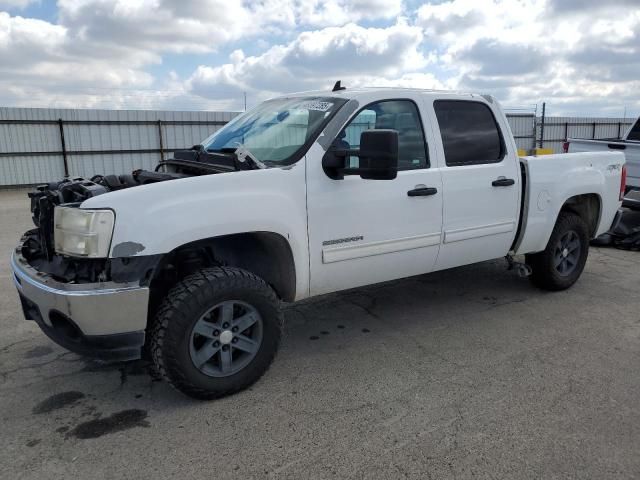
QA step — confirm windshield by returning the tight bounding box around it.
[201,96,346,166]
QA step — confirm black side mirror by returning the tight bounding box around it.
[322,129,399,180]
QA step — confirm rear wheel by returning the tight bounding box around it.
[526,212,589,291]
[150,267,283,400]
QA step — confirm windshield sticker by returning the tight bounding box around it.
[299,100,334,112]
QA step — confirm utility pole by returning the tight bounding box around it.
[244,92,247,111]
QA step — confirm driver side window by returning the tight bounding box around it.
[340,100,429,170]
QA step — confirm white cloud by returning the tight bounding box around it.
[57,0,255,54]
[0,0,410,109]
[0,10,159,110]
[187,21,429,100]
[3,0,407,84]
[0,0,638,115]
[417,0,547,54]
[55,0,404,55]
[416,0,640,115]
[296,0,403,26]
[0,11,154,87]
[0,12,66,58]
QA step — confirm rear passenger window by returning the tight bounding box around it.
[434,100,504,167]
[628,119,640,141]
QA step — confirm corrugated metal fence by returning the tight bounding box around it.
[0,107,634,186]
[505,115,634,153]
[0,107,238,186]
[506,114,536,152]
[536,116,633,153]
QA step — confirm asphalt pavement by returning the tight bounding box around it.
[1,188,638,479]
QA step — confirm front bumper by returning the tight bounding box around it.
[11,251,149,362]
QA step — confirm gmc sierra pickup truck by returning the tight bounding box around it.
[12,87,626,399]
[567,116,639,189]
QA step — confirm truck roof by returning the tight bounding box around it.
[274,87,487,102]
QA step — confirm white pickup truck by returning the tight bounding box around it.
[567,117,639,189]
[12,87,626,399]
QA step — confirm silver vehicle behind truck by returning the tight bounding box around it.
[566,117,640,190]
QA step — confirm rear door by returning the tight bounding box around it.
[429,99,520,270]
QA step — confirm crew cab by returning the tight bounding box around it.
[566,116,639,189]
[11,87,626,399]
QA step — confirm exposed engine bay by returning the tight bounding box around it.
[20,147,252,283]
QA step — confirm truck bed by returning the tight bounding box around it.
[514,151,625,255]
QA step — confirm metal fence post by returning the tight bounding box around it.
[592,122,596,139]
[617,122,622,139]
[564,122,568,141]
[58,118,69,177]
[157,119,164,162]
[538,102,546,149]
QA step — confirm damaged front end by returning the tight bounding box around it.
[22,171,171,283]
[12,146,254,360]
[21,147,237,282]
[12,166,195,360]
[11,132,277,360]
[12,173,165,361]
[12,175,169,361]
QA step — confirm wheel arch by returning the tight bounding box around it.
[558,193,602,238]
[148,231,297,311]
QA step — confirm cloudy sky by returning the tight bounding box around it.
[0,0,638,116]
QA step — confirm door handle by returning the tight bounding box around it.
[407,187,438,197]
[492,177,515,187]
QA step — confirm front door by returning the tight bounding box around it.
[306,96,443,296]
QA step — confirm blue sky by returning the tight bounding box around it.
[0,0,638,116]
[16,0,56,21]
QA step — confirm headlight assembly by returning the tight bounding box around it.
[54,207,114,258]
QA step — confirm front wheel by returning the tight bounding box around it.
[526,212,589,291]
[149,267,283,400]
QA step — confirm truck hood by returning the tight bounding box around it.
[82,166,267,209]
[82,162,307,259]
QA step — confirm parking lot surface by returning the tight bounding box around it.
[1,188,639,479]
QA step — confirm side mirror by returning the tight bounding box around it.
[322,129,399,180]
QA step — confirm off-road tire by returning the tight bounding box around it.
[526,212,589,291]
[149,267,283,400]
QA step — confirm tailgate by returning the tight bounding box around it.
[569,139,640,188]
